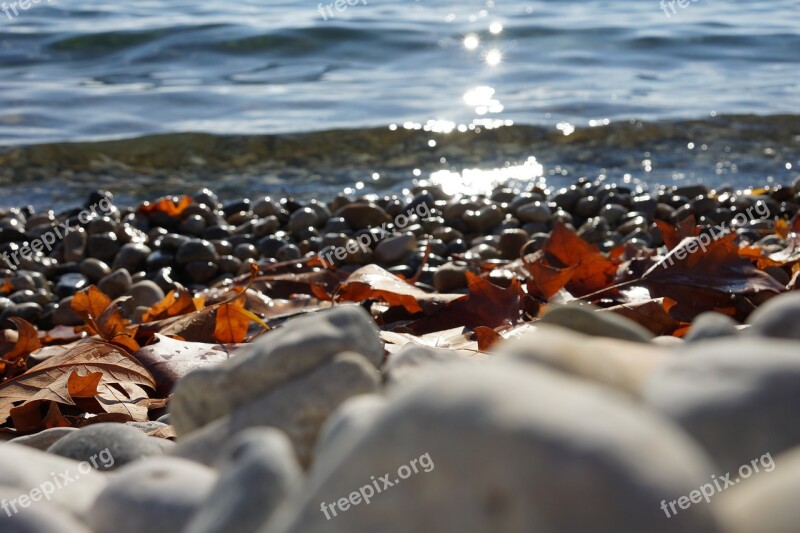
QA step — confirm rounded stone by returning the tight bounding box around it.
[185,260,219,284]
[218,255,242,275]
[10,274,36,292]
[98,269,132,299]
[87,232,120,262]
[112,243,152,272]
[746,292,800,340]
[499,229,529,259]
[80,258,112,283]
[374,234,416,264]
[0,492,93,533]
[127,280,165,309]
[87,457,217,533]
[146,250,174,270]
[644,338,800,473]
[176,239,218,265]
[685,312,739,343]
[183,428,302,533]
[288,207,318,234]
[269,363,720,533]
[63,226,88,262]
[55,273,89,298]
[47,423,166,470]
[433,262,470,292]
[516,202,551,223]
[0,302,43,325]
[337,203,392,230]
[717,446,800,533]
[53,296,84,326]
[233,243,258,261]
[539,304,654,343]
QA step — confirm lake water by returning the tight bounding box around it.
[0,0,798,206]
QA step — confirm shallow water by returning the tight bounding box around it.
[0,0,798,206]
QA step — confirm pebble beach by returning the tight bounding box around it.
[0,175,799,532]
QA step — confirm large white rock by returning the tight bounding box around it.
[86,457,216,533]
[170,305,383,435]
[172,352,380,467]
[0,443,107,519]
[265,363,722,533]
[644,338,800,473]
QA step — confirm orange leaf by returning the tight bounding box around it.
[214,299,251,344]
[67,370,103,398]
[143,288,199,322]
[474,326,502,351]
[526,222,619,297]
[137,195,192,217]
[0,278,13,295]
[523,250,578,298]
[71,285,112,328]
[775,219,789,239]
[2,317,41,367]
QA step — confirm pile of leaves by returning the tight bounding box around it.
[0,212,797,436]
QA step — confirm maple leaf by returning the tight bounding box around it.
[524,222,620,298]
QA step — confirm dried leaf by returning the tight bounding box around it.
[71,286,111,326]
[214,299,252,344]
[134,334,239,395]
[143,288,201,322]
[1,318,41,379]
[137,195,192,217]
[409,273,524,334]
[474,326,502,351]
[0,339,155,424]
[525,222,619,298]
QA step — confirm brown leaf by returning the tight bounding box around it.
[337,264,463,314]
[474,326,502,351]
[0,278,14,295]
[0,339,155,425]
[602,297,684,336]
[523,250,578,299]
[134,334,239,395]
[1,318,41,379]
[147,425,177,440]
[408,273,524,334]
[71,286,111,325]
[629,233,786,321]
[525,222,619,298]
[10,400,70,433]
[96,301,140,353]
